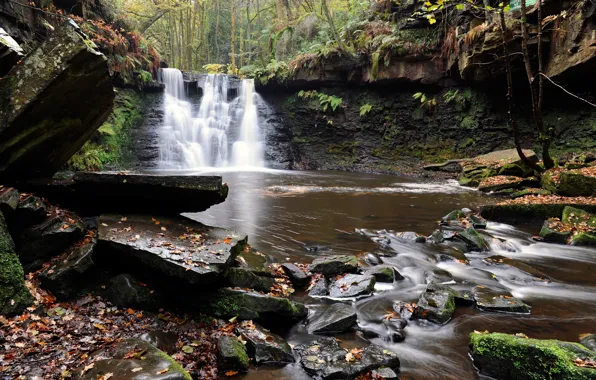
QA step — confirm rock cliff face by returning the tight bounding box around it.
[0,23,114,181]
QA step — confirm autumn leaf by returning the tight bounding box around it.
[156,367,170,374]
[225,370,238,376]
[81,363,94,375]
[131,367,143,372]
[98,373,113,380]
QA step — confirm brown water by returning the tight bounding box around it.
[183,169,596,380]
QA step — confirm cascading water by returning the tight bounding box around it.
[157,68,264,169]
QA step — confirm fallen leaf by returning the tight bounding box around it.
[131,367,143,372]
[156,367,169,374]
[225,370,238,376]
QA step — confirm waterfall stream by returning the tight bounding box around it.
[157,68,264,169]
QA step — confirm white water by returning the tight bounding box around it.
[157,68,264,169]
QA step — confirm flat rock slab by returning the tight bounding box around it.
[295,337,400,379]
[311,255,358,276]
[97,214,247,286]
[24,172,228,215]
[307,303,357,335]
[237,321,295,365]
[76,338,191,380]
[0,23,114,181]
[473,286,531,314]
[329,274,375,298]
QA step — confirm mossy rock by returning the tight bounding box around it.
[539,220,571,244]
[217,336,250,373]
[226,267,275,292]
[570,232,596,246]
[543,171,596,197]
[415,283,455,324]
[510,188,552,199]
[310,255,358,276]
[0,211,33,316]
[456,228,489,252]
[498,163,534,177]
[470,332,596,380]
[562,207,596,229]
[443,209,465,221]
[481,204,596,224]
[459,176,480,187]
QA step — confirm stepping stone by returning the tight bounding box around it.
[472,286,531,314]
[329,274,375,298]
[310,255,358,276]
[217,336,249,373]
[307,303,357,335]
[237,321,294,365]
[415,283,456,324]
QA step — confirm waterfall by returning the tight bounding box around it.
[157,68,264,169]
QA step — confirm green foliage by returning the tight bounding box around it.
[203,63,226,74]
[360,103,373,116]
[413,92,437,110]
[318,93,343,112]
[139,70,153,83]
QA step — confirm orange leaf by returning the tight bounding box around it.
[225,370,238,376]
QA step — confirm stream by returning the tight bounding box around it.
[174,169,596,379]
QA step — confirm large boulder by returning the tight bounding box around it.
[295,337,400,379]
[96,214,247,286]
[470,332,596,380]
[217,336,250,373]
[23,172,229,215]
[236,321,295,365]
[543,169,596,197]
[0,22,114,181]
[0,211,32,316]
[76,339,192,380]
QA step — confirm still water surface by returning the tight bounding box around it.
[183,169,596,380]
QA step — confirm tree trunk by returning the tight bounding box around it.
[231,0,236,69]
[321,0,350,54]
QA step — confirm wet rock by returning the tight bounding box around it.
[415,283,455,324]
[443,210,465,222]
[563,206,596,229]
[38,238,96,299]
[469,214,487,229]
[13,194,47,231]
[208,288,307,322]
[138,331,179,354]
[580,334,596,351]
[237,322,294,365]
[17,212,85,272]
[423,160,463,173]
[510,188,552,199]
[361,266,401,283]
[0,27,23,77]
[381,319,407,343]
[427,283,474,304]
[0,187,19,219]
[310,255,358,276]
[105,274,160,310]
[295,337,400,379]
[25,172,229,215]
[77,338,191,380]
[481,203,596,224]
[394,231,426,243]
[309,277,329,296]
[372,367,399,379]
[424,268,453,284]
[393,301,415,320]
[329,274,375,298]
[364,252,383,265]
[470,332,596,380]
[227,267,275,292]
[281,263,310,287]
[472,286,531,314]
[97,214,247,286]
[428,229,445,244]
[307,303,357,335]
[484,256,551,283]
[539,219,571,244]
[217,336,250,373]
[0,211,33,316]
[456,228,489,252]
[0,23,114,181]
[235,248,270,276]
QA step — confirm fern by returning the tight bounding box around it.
[360,103,373,116]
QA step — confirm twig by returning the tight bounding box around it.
[6,0,69,19]
[537,73,596,108]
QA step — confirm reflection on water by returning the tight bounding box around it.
[176,169,596,380]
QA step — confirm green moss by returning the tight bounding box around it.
[155,349,193,380]
[67,88,143,171]
[326,141,360,155]
[481,203,596,223]
[470,332,596,380]
[460,115,478,129]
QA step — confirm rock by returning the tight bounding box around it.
[309,277,329,296]
[227,267,275,292]
[38,238,96,299]
[138,331,179,354]
[0,27,24,77]
[469,332,596,380]
[472,286,531,314]
[570,232,596,246]
[372,367,399,379]
[17,211,85,272]
[237,322,294,365]
[364,252,383,265]
[424,268,453,284]
[295,337,400,379]
[539,219,571,244]
[24,172,229,215]
[281,263,309,287]
[469,214,487,229]
[443,210,465,222]
[423,160,463,173]
[510,188,551,199]
[481,203,596,224]
[580,334,596,351]
[0,187,19,219]
[105,274,160,310]
[235,248,269,276]
[217,336,250,373]
[543,170,596,197]
[428,229,445,244]
[13,194,47,232]
[393,301,415,320]
[310,255,358,276]
[97,214,247,286]
[394,231,426,243]
[362,266,400,283]
[329,274,375,298]
[455,228,489,252]
[415,283,455,324]
[484,256,551,282]
[77,338,191,380]
[381,319,407,343]
[563,206,596,229]
[478,176,530,193]
[0,211,32,316]
[427,283,474,304]
[0,23,114,181]
[462,149,538,175]
[208,288,307,322]
[307,303,357,335]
